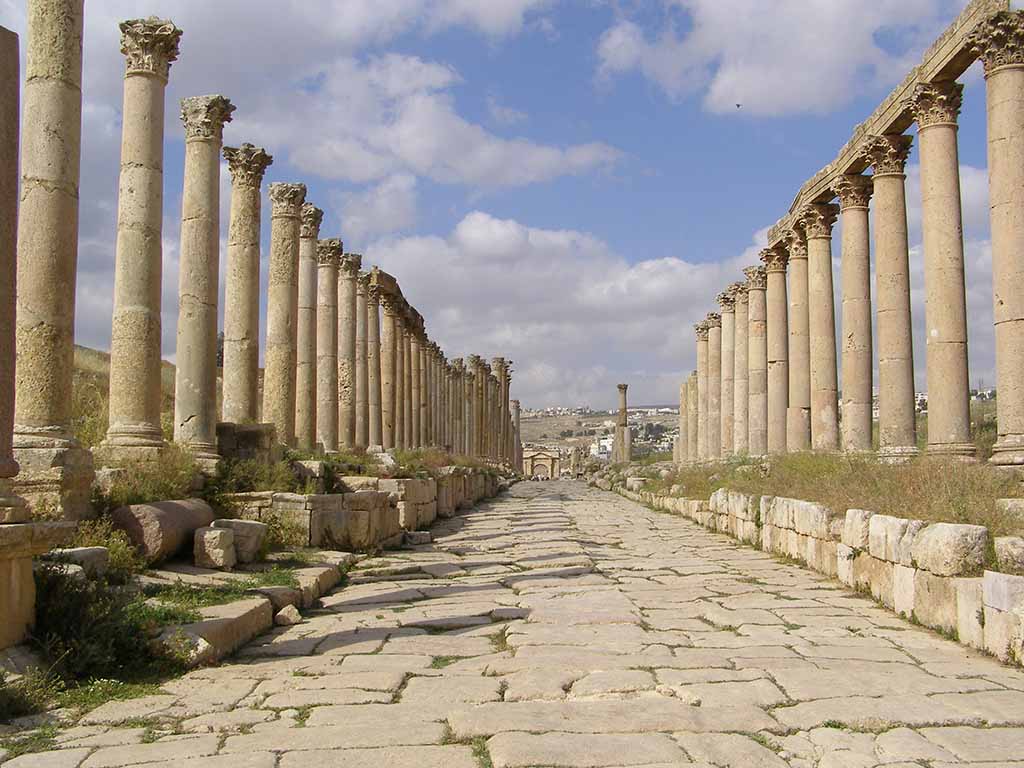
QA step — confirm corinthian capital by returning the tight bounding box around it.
[316,238,343,267]
[728,281,748,304]
[119,17,182,80]
[268,182,306,217]
[224,143,273,188]
[833,174,873,211]
[180,95,235,141]
[340,253,362,276]
[907,81,963,128]
[705,312,722,329]
[716,290,736,312]
[785,228,808,261]
[799,203,839,239]
[760,246,789,274]
[300,203,324,239]
[969,11,1024,75]
[743,265,767,291]
[694,321,710,341]
[861,134,913,176]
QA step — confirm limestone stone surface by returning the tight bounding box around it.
[910,522,988,576]
[194,526,236,570]
[212,519,267,563]
[112,498,215,563]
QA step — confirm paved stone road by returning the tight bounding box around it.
[15,482,1024,767]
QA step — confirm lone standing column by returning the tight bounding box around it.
[786,228,812,451]
[971,13,1024,467]
[173,95,235,463]
[222,144,272,424]
[1,25,25,521]
[746,266,768,456]
[695,323,709,460]
[294,203,322,452]
[687,371,698,463]
[732,283,749,455]
[707,314,722,458]
[677,379,688,464]
[718,294,736,456]
[262,183,306,447]
[104,18,182,459]
[337,253,360,449]
[801,203,841,452]
[354,272,369,449]
[13,0,93,515]
[864,134,918,460]
[615,383,631,463]
[835,174,875,453]
[909,81,975,459]
[368,279,383,450]
[380,294,398,450]
[762,247,789,455]
[316,239,342,452]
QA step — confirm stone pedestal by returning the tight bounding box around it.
[0,521,74,650]
[12,3,94,516]
[746,267,768,456]
[295,203,322,452]
[785,228,812,451]
[262,182,306,448]
[222,144,272,425]
[908,81,975,459]
[717,295,735,456]
[337,253,360,449]
[864,134,918,460]
[103,18,182,461]
[801,203,840,452]
[762,248,789,455]
[695,323,709,460]
[835,174,874,453]
[173,95,235,464]
[707,314,722,459]
[971,12,1024,467]
[315,239,341,452]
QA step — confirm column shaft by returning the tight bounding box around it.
[677,380,688,463]
[763,250,789,454]
[294,204,322,452]
[403,333,413,449]
[368,286,382,449]
[337,255,359,449]
[733,286,749,454]
[707,316,722,458]
[786,230,812,450]
[315,241,341,452]
[411,338,422,447]
[380,299,397,450]
[718,296,736,456]
[746,267,768,456]
[686,371,698,462]
[354,274,369,449]
[802,204,840,451]
[695,325,709,460]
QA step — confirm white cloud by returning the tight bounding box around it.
[596,0,967,115]
[487,94,528,126]
[339,173,419,242]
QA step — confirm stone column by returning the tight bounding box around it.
[695,323,709,460]
[410,336,422,448]
[800,203,841,452]
[908,80,975,459]
[706,313,722,459]
[762,247,789,455]
[420,344,430,447]
[1,25,25,521]
[222,144,271,424]
[863,134,918,460]
[380,294,398,450]
[493,358,509,460]
[103,18,182,460]
[172,95,235,463]
[615,383,630,463]
[732,283,749,455]
[677,379,688,464]
[367,280,382,450]
[315,239,341,452]
[337,253,360,449]
[354,272,369,449]
[262,182,306,447]
[746,266,768,456]
[971,14,1024,467]
[294,203,322,452]
[717,293,736,456]
[395,321,406,450]
[785,228,812,451]
[403,330,413,449]
[835,174,874,453]
[686,371,698,463]
[13,0,93,516]
[511,398,521,468]
[467,356,480,456]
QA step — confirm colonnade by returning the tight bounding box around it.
[1,4,521,518]
[675,4,1024,470]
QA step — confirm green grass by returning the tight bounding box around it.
[56,679,164,713]
[0,724,58,757]
[430,656,466,669]
[143,568,299,610]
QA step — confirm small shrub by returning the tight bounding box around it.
[200,459,300,515]
[0,669,63,722]
[91,444,199,516]
[261,509,309,552]
[70,518,146,583]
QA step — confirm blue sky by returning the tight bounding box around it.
[0,0,1000,408]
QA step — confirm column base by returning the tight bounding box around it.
[0,478,28,524]
[12,444,95,520]
[925,442,978,462]
[989,437,1024,468]
[878,445,920,464]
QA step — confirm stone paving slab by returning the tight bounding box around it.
[9,482,1024,767]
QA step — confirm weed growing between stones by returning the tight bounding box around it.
[0,723,58,757]
[430,655,466,669]
[142,567,299,609]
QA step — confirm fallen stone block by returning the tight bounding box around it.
[211,519,267,564]
[194,527,236,570]
[112,499,215,564]
[45,546,109,578]
[159,597,273,667]
[274,604,302,626]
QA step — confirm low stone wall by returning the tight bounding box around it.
[228,467,503,552]
[607,480,1024,666]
